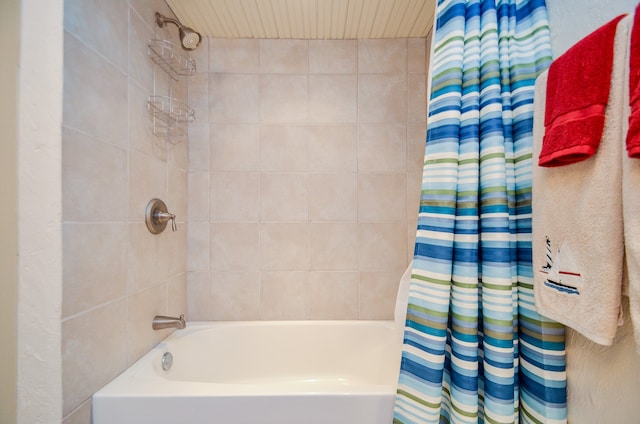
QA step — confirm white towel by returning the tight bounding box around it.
[531,15,632,346]
[622,12,640,353]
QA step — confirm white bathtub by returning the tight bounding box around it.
[93,320,402,424]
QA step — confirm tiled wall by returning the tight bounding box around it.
[187,36,430,320]
[61,0,188,421]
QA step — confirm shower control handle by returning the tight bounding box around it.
[145,198,177,234]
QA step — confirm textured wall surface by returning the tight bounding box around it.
[547,0,638,58]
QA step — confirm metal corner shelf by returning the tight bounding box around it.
[146,39,196,144]
[147,39,197,81]
[147,95,194,144]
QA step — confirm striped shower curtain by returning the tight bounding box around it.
[394,1,567,423]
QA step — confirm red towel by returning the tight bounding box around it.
[539,15,626,167]
[627,4,640,158]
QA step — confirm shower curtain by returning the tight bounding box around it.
[394,1,567,423]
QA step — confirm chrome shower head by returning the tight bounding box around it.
[155,12,202,51]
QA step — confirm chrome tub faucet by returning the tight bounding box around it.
[152,314,186,330]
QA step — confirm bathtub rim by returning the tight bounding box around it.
[94,319,402,398]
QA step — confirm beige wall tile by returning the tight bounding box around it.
[211,172,260,222]
[188,123,210,172]
[168,273,187,317]
[309,173,357,221]
[64,0,129,72]
[359,270,404,319]
[187,36,431,322]
[128,223,160,293]
[188,39,426,319]
[260,39,309,74]
[260,223,310,270]
[308,125,357,172]
[261,271,308,319]
[156,223,187,277]
[62,127,128,222]
[130,0,173,38]
[209,38,259,73]
[128,149,168,222]
[63,32,128,147]
[62,300,127,416]
[209,74,260,123]
[358,223,408,271]
[126,284,170,363]
[62,223,128,318]
[260,75,309,123]
[169,131,190,170]
[260,125,309,172]
[358,74,407,123]
[210,124,260,171]
[407,169,423,223]
[260,173,308,222]
[188,171,209,222]
[188,73,210,122]
[169,166,188,220]
[408,73,427,122]
[408,38,427,74]
[310,223,358,270]
[62,398,91,424]
[128,11,156,92]
[210,223,260,271]
[210,271,261,320]
[308,271,359,319]
[358,173,406,222]
[407,122,427,170]
[129,82,156,155]
[358,123,407,172]
[309,40,357,74]
[62,0,189,418]
[309,75,357,123]
[187,271,211,320]
[358,39,407,74]
[187,222,210,271]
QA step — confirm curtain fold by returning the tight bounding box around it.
[394,1,567,423]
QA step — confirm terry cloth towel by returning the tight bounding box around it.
[623,6,640,353]
[628,3,640,157]
[539,15,626,167]
[532,15,631,346]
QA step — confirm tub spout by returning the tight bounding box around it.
[152,314,186,330]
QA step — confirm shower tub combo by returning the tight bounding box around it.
[93,320,402,424]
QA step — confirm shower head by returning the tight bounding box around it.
[155,12,202,51]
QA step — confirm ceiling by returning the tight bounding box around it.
[165,0,436,39]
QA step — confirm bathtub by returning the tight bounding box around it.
[92,320,402,424]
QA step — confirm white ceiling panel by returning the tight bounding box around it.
[165,0,436,39]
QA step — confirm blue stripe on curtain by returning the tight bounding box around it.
[394,0,567,423]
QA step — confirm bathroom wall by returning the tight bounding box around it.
[0,0,20,421]
[186,36,430,321]
[13,1,64,422]
[61,0,188,421]
[545,1,640,422]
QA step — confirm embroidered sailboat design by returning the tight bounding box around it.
[540,236,553,273]
[540,238,581,295]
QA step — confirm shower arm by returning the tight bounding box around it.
[156,12,181,30]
